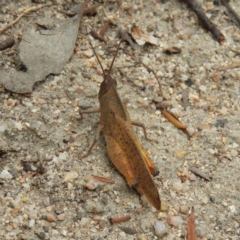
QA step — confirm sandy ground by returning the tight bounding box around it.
[0,0,240,239]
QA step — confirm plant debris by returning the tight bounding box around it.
[0,4,86,93]
[187,206,197,240]
[131,27,158,46]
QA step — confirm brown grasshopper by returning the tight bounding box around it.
[80,34,161,210]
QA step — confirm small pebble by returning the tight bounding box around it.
[80,217,90,226]
[63,171,78,182]
[84,178,99,190]
[230,150,238,157]
[99,220,107,229]
[0,170,13,179]
[202,196,209,204]
[29,219,35,228]
[120,227,137,235]
[180,205,189,214]
[161,202,169,212]
[154,221,168,237]
[93,215,102,221]
[167,216,183,227]
[196,225,207,238]
[43,215,56,222]
[173,181,183,191]
[57,213,65,221]
[83,49,93,58]
[188,173,197,181]
[174,150,188,159]
[199,85,207,92]
[22,197,28,203]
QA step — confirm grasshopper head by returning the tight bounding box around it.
[99,74,117,99]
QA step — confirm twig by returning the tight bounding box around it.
[188,166,210,181]
[0,3,52,34]
[99,20,110,37]
[90,29,107,43]
[221,0,240,29]
[218,62,240,71]
[182,0,225,44]
[109,216,131,224]
[92,175,115,183]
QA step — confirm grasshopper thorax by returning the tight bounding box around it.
[99,74,117,99]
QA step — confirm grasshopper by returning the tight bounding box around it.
[80,34,161,210]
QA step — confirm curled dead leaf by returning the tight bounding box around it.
[131,27,158,46]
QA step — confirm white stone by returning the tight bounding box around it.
[154,221,168,237]
[199,85,207,92]
[0,170,12,179]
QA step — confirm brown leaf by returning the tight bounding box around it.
[161,110,186,129]
[92,175,115,183]
[161,110,191,137]
[131,27,158,46]
[187,206,197,240]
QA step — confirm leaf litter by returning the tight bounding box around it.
[0,4,84,93]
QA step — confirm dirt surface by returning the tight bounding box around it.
[0,0,240,239]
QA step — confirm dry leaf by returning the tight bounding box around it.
[161,110,191,137]
[161,110,186,129]
[187,207,197,240]
[0,2,89,93]
[131,28,158,46]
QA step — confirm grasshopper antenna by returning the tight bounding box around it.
[88,41,106,79]
[107,31,127,77]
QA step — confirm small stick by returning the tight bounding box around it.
[221,0,240,29]
[0,3,52,34]
[90,29,107,43]
[218,62,240,71]
[99,20,110,37]
[188,166,210,181]
[92,175,115,183]
[109,216,131,224]
[182,0,225,44]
